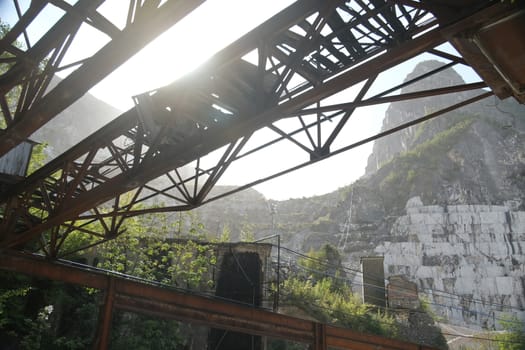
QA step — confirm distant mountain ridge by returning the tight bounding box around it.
[31,75,122,158]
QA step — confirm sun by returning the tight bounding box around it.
[90,0,294,111]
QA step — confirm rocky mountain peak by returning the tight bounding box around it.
[365,60,469,175]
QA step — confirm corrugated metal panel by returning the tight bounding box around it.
[0,141,34,177]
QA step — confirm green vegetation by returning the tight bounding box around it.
[1,232,448,349]
[300,244,346,288]
[239,222,256,242]
[281,277,398,337]
[27,142,48,175]
[110,311,186,350]
[0,210,216,349]
[495,315,525,350]
[96,215,216,289]
[282,244,398,337]
[0,272,99,349]
[378,115,475,212]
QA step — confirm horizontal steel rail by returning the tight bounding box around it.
[0,250,439,350]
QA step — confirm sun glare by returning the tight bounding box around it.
[91,0,294,110]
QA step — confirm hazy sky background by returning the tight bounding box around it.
[2,1,481,200]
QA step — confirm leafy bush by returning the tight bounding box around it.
[495,315,525,350]
[281,277,398,338]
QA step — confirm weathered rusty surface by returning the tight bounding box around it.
[468,9,525,103]
[388,275,420,310]
[327,325,438,350]
[314,323,327,350]
[431,1,525,103]
[94,278,116,350]
[0,250,441,350]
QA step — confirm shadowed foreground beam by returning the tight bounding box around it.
[0,250,439,350]
[0,0,205,157]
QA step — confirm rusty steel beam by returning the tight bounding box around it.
[113,290,314,344]
[93,278,115,350]
[314,323,327,350]
[0,0,206,157]
[24,81,490,230]
[0,0,507,252]
[0,250,440,350]
[191,90,494,216]
[326,326,438,350]
[429,0,525,103]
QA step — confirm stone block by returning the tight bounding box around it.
[406,207,420,215]
[419,205,445,214]
[496,276,514,293]
[383,204,525,328]
[480,211,505,224]
[408,213,428,225]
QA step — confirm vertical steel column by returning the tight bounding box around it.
[313,323,327,350]
[276,235,280,311]
[94,278,116,350]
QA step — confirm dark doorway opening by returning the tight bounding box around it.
[209,252,262,350]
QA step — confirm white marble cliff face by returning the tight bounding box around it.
[376,196,525,329]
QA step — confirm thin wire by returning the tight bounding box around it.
[279,288,525,345]
[283,258,524,325]
[279,245,525,312]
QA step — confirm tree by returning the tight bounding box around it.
[0,271,98,350]
[27,142,48,175]
[299,243,347,291]
[0,207,217,349]
[240,223,256,242]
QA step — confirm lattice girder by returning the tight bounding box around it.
[0,0,515,255]
[0,0,205,156]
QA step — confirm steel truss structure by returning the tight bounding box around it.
[0,250,439,350]
[1,0,520,256]
[0,0,205,156]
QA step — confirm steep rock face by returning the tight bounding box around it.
[189,60,525,328]
[291,61,525,328]
[376,198,525,329]
[191,188,340,244]
[365,60,467,174]
[365,60,525,180]
[191,187,270,240]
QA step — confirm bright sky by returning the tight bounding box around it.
[92,0,402,201]
[1,1,481,200]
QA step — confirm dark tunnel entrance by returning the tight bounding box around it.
[209,251,262,350]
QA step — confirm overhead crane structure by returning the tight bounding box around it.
[0,0,523,348]
[1,0,522,255]
[0,0,206,155]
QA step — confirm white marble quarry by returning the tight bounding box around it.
[376,197,525,330]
